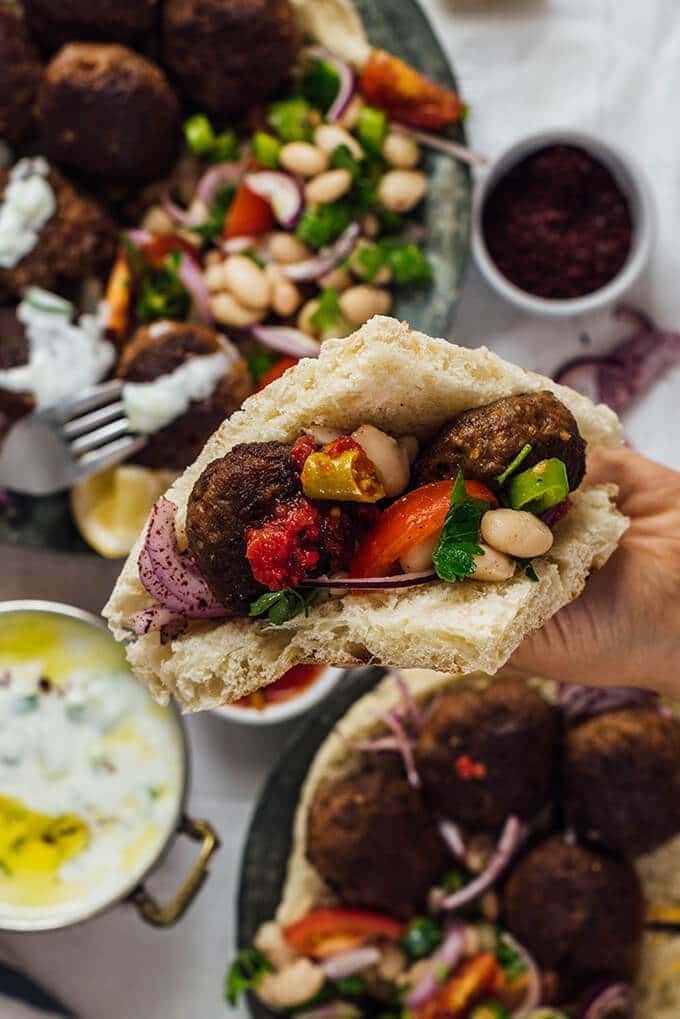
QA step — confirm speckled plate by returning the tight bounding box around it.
[237,667,385,1019]
[0,0,471,553]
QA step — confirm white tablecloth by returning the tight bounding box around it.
[2,2,679,1016]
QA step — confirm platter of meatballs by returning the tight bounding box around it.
[234,668,680,1019]
[0,0,471,557]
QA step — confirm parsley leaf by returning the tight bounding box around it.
[244,346,278,383]
[194,185,235,244]
[495,444,532,487]
[432,471,489,583]
[296,203,352,249]
[513,557,539,582]
[249,587,318,625]
[386,243,432,285]
[310,287,342,333]
[330,143,362,180]
[225,949,271,1006]
[495,931,527,983]
[136,251,191,323]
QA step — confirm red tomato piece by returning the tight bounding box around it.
[257,355,299,390]
[224,183,275,239]
[284,908,404,958]
[361,49,464,130]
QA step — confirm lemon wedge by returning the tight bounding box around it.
[71,464,177,559]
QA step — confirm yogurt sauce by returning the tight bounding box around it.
[0,611,183,930]
[0,288,115,410]
[0,158,56,269]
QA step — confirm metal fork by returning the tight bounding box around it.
[0,380,147,496]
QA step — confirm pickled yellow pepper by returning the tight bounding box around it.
[301,446,385,503]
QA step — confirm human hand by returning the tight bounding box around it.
[509,446,680,698]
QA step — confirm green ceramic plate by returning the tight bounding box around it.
[0,0,471,553]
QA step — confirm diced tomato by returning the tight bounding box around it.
[361,49,465,130]
[284,908,404,959]
[290,433,318,472]
[139,233,200,268]
[350,478,498,578]
[455,755,487,781]
[258,355,299,390]
[245,496,321,590]
[224,182,275,239]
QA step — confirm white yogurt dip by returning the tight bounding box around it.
[122,349,233,434]
[0,158,56,269]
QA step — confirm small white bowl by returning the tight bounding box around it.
[472,129,655,318]
[213,666,345,726]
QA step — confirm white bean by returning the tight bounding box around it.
[204,249,223,268]
[315,123,363,159]
[254,922,297,970]
[382,131,420,169]
[223,254,271,309]
[352,424,410,498]
[256,959,325,1010]
[481,509,554,559]
[378,170,428,213]
[268,269,302,317]
[297,298,320,337]
[318,266,352,291]
[268,232,311,264]
[470,544,516,583]
[203,261,228,293]
[279,141,329,178]
[339,94,364,130]
[210,292,264,327]
[378,945,407,981]
[339,285,392,325]
[400,529,440,573]
[305,169,352,206]
[362,213,380,238]
[141,204,175,235]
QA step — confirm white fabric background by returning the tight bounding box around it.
[2,2,679,1017]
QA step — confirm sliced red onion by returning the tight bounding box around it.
[321,946,380,981]
[558,683,659,725]
[125,229,152,248]
[132,605,185,636]
[553,355,623,405]
[390,669,425,730]
[394,124,488,167]
[540,498,572,528]
[406,923,465,1008]
[501,934,541,1017]
[282,222,360,282]
[441,816,527,911]
[298,571,436,590]
[160,615,188,645]
[196,158,247,207]
[295,1005,361,1019]
[304,46,357,122]
[138,545,188,613]
[580,982,636,1019]
[382,709,420,788]
[245,171,304,229]
[353,737,402,753]
[178,253,212,324]
[250,325,320,359]
[161,193,203,228]
[438,819,466,862]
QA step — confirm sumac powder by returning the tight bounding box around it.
[482,144,633,300]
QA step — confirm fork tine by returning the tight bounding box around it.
[54,379,125,423]
[62,400,126,440]
[75,435,147,477]
[69,417,131,456]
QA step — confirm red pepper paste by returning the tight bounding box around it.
[245,496,321,590]
[482,144,633,300]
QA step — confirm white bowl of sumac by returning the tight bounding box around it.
[472,130,654,317]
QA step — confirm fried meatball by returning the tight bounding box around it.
[117,321,253,472]
[503,837,644,990]
[564,708,680,857]
[412,392,586,492]
[186,442,300,608]
[0,164,117,298]
[0,306,34,441]
[415,678,558,832]
[23,0,158,52]
[39,44,180,182]
[0,4,42,145]
[307,763,448,920]
[162,0,299,117]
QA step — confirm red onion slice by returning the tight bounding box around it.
[178,253,212,324]
[250,325,320,359]
[558,683,659,725]
[196,158,247,207]
[553,355,617,404]
[282,222,360,282]
[132,605,185,636]
[138,545,188,613]
[161,193,204,228]
[382,709,420,788]
[321,946,381,981]
[441,816,527,911]
[353,736,402,753]
[125,228,152,248]
[502,934,541,1017]
[405,923,465,1008]
[245,171,305,229]
[580,982,636,1019]
[438,819,466,862]
[298,571,436,590]
[391,669,425,729]
[395,124,488,168]
[305,46,356,122]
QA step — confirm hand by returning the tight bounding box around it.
[509,446,680,697]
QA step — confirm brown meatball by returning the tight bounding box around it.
[0,307,34,441]
[307,763,448,920]
[186,442,300,608]
[0,164,117,298]
[416,678,558,832]
[162,0,299,117]
[412,392,586,492]
[39,44,180,182]
[23,0,158,52]
[564,708,680,857]
[503,837,644,989]
[117,321,253,472]
[0,4,42,145]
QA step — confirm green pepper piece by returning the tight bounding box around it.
[400,917,443,960]
[252,131,281,169]
[508,458,569,513]
[302,59,341,113]
[211,129,239,163]
[356,105,389,153]
[268,97,313,142]
[469,1003,511,1019]
[184,113,215,155]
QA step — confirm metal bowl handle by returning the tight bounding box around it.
[130,816,220,927]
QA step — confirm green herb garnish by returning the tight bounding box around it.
[302,59,341,113]
[249,587,318,625]
[16,694,39,715]
[351,241,385,282]
[513,558,539,582]
[252,131,281,169]
[400,917,443,960]
[495,930,527,983]
[432,470,489,583]
[495,444,532,487]
[334,975,366,998]
[330,143,362,180]
[310,287,342,333]
[244,346,278,383]
[194,185,235,244]
[268,97,314,142]
[469,1003,511,1019]
[184,114,239,163]
[296,203,352,249]
[226,949,271,1006]
[386,243,432,285]
[356,105,389,153]
[136,251,191,323]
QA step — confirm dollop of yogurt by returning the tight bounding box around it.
[0,288,115,409]
[0,158,56,269]
[122,349,234,434]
